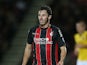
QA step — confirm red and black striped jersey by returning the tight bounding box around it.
[27,25,65,65]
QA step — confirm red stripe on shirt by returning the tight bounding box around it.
[46,27,52,65]
[55,43,58,64]
[35,27,42,65]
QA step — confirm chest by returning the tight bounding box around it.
[77,34,87,41]
[32,29,57,44]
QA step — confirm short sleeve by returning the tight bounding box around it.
[27,29,33,44]
[74,34,78,44]
[56,28,66,47]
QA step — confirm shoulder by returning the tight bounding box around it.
[84,30,87,34]
[74,33,78,36]
[51,25,62,33]
[74,33,79,39]
[51,25,63,36]
[51,25,60,31]
[28,25,39,32]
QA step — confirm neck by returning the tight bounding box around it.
[79,31,85,35]
[40,22,51,28]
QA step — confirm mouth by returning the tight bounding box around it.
[39,20,43,23]
[39,21,45,25]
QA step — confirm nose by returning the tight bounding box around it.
[39,16,42,20]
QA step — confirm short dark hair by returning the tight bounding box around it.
[39,5,52,15]
[76,20,86,24]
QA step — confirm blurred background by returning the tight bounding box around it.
[0,0,87,65]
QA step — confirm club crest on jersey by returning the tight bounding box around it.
[50,31,53,36]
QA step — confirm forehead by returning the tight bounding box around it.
[76,22,86,28]
[38,10,48,14]
[76,22,85,26]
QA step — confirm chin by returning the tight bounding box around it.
[40,23,45,26]
[40,24,44,26]
[40,23,44,25]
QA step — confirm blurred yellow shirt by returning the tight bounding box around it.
[74,31,87,61]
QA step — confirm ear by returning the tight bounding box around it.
[48,15,52,20]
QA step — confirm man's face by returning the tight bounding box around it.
[38,10,50,26]
[76,22,86,33]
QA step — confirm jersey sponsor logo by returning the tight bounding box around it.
[34,38,53,44]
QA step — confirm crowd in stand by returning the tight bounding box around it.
[0,0,29,62]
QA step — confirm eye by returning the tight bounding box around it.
[42,14,46,16]
[43,14,45,16]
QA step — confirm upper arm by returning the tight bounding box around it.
[74,34,78,44]
[26,43,32,49]
[25,43,32,52]
[60,46,67,56]
[60,46,67,51]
